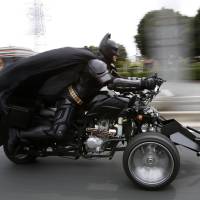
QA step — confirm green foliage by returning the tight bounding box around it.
[194,9,200,56]
[117,44,127,60]
[190,62,200,80]
[115,59,130,68]
[135,17,147,57]
[87,46,99,55]
[116,60,151,78]
[118,71,130,77]
[118,70,150,78]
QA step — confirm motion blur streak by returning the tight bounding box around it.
[146,9,192,81]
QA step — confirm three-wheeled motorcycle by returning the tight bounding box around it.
[0,73,199,190]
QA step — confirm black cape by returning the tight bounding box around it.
[0,47,97,106]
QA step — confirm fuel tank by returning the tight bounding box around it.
[86,91,129,118]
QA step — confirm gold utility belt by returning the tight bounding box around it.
[68,85,83,106]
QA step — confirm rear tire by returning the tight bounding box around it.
[123,132,180,190]
[3,143,37,164]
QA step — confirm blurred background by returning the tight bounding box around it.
[0,0,200,125]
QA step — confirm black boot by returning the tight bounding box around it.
[20,98,78,142]
[50,98,78,141]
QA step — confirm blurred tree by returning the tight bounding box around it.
[135,17,147,57]
[135,8,193,59]
[117,44,127,60]
[194,9,200,56]
[87,46,99,55]
[115,44,128,68]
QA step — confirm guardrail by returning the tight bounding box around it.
[151,96,200,127]
[152,96,200,111]
[160,111,200,128]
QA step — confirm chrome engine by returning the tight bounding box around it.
[85,136,104,153]
[85,120,116,153]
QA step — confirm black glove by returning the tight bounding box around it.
[141,77,156,90]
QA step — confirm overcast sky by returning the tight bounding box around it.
[0,0,199,57]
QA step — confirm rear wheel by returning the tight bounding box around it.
[3,143,37,164]
[123,132,180,190]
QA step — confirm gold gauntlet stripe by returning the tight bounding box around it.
[68,85,83,105]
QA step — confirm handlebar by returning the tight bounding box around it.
[120,74,165,106]
[150,73,166,86]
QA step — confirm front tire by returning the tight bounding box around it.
[123,132,180,190]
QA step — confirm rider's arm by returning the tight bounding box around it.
[107,77,156,91]
[88,59,155,91]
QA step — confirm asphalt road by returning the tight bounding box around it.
[0,145,200,200]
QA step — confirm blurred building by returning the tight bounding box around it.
[0,46,36,69]
[144,59,154,68]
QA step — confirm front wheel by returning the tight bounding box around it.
[123,132,180,190]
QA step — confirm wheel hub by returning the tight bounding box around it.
[145,155,155,166]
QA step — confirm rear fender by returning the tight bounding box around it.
[0,116,9,146]
[161,119,200,152]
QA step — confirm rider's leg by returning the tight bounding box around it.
[50,97,79,141]
[18,94,79,142]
